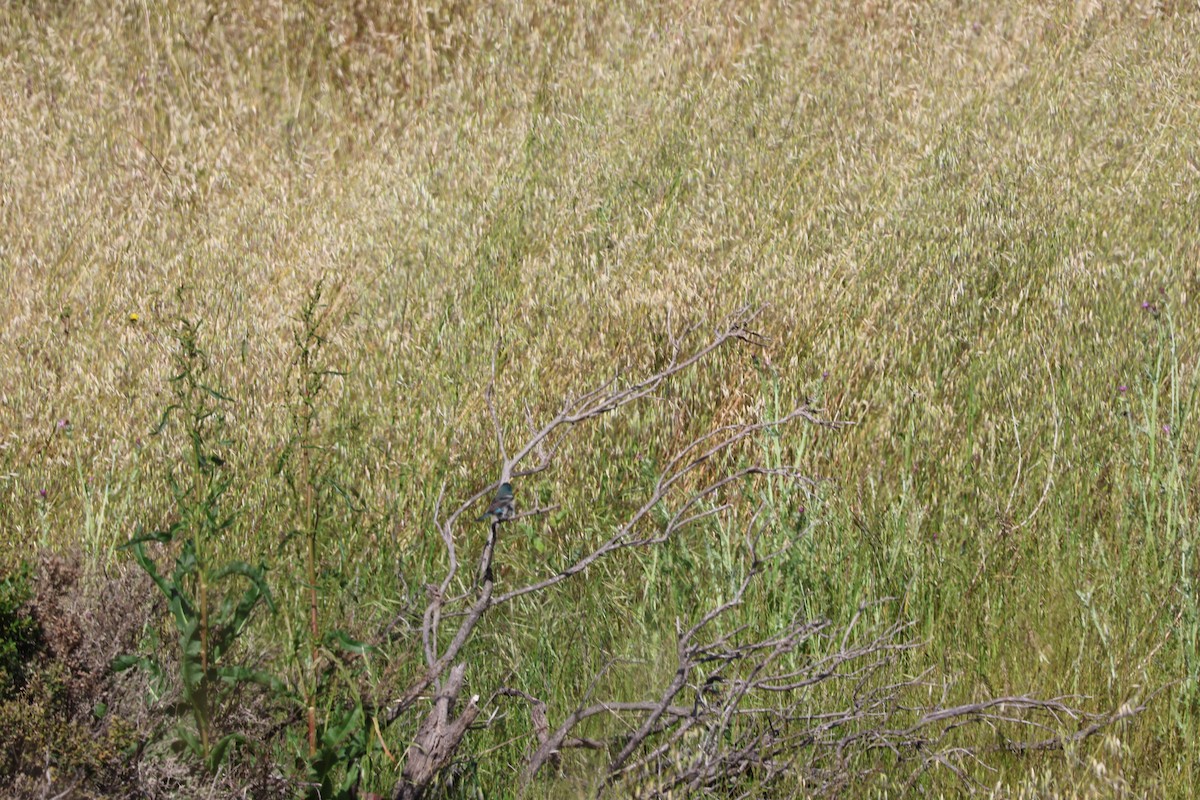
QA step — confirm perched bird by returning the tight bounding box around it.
[477,482,515,523]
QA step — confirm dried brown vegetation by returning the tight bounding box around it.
[2,0,1198,797]
[1,554,151,798]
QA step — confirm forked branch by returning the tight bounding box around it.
[516,557,1145,798]
[384,306,838,798]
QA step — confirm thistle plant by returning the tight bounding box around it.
[276,281,370,798]
[116,311,278,773]
[290,282,335,758]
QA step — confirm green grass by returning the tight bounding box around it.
[2,0,1199,796]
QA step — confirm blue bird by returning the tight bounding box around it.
[477,482,515,523]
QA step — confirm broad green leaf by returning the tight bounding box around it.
[215,665,285,692]
[323,629,377,656]
[214,560,275,612]
[198,383,235,402]
[130,541,172,599]
[111,653,145,672]
[120,526,175,549]
[207,732,245,770]
[174,725,203,759]
[321,706,364,748]
[326,478,364,513]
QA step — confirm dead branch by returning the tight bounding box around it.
[516,567,1144,798]
[371,304,1140,800]
[393,663,479,800]
[383,306,823,727]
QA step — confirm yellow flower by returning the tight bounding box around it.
[128,312,139,324]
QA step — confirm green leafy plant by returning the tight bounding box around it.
[287,280,339,758]
[0,561,41,699]
[276,282,378,798]
[115,310,279,773]
[292,697,372,800]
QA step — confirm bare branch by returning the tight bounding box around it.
[393,663,479,800]
[493,407,838,606]
[386,310,803,729]
[519,574,1146,799]
[368,306,1141,800]
[395,307,835,700]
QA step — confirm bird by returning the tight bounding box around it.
[477,482,515,523]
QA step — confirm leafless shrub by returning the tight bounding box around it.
[369,305,1145,799]
[374,306,817,794]
[509,547,1150,797]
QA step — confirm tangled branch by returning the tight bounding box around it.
[374,305,1140,799]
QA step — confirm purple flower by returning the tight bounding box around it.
[57,418,69,429]
[38,488,47,499]
[798,505,806,515]
[1118,385,1128,393]
[1142,301,1151,309]
[1163,424,1171,434]
[821,371,829,379]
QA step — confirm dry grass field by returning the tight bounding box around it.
[1,0,1199,797]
